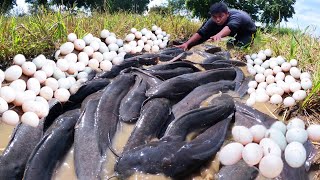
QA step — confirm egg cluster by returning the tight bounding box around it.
[245,49,312,107]
[57,25,170,72]
[0,25,170,128]
[218,117,320,178]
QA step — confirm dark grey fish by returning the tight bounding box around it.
[172,81,235,119]
[148,67,195,80]
[122,98,171,152]
[120,67,162,88]
[236,76,253,98]
[115,115,233,179]
[159,47,185,56]
[146,61,200,72]
[95,60,140,79]
[234,101,277,128]
[146,68,236,99]
[164,94,234,141]
[63,78,110,111]
[95,74,136,155]
[23,109,81,180]
[204,46,222,54]
[74,98,102,180]
[199,62,233,70]
[234,67,245,90]
[216,160,259,180]
[119,76,148,123]
[203,55,228,63]
[213,60,247,66]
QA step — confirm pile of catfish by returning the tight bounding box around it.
[0,46,316,180]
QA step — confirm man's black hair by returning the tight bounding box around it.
[209,2,228,15]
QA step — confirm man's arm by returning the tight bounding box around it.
[210,26,231,41]
[176,33,202,50]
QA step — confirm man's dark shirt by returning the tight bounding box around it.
[197,9,256,40]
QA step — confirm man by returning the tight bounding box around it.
[177,2,256,50]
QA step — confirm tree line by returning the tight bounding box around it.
[1,0,296,24]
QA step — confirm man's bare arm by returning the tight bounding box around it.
[210,26,231,41]
[176,33,202,50]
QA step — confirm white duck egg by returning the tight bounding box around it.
[53,68,66,80]
[261,61,270,69]
[40,86,53,100]
[99,44,109,53]
[283,97,296,107]
[266,75,275,84]
[259,155,283,178]
[0,86,16,103]
[130,28,137,33]
[137,40,145,47]
[265,129,287,150]
[281,62,291,72]
[242,143,263,166]
[2,110,20,126]
[116,39,124,47]
[257,53,266,61]
[300,78,312,90]
[13,91,29,107]
[292,90,307,101]
[257,82,267,89]
[118,47,125,53]
[245,55,251,61]
[13,54,26,65]
[141,36,148,43]
[290,67,301,79]
[247,68,256,76]
[92,52,103,62]
[0,97,9,113]
[67,33,77,42]
[285,75,296,84]
[5,65,23,81]
[83,33,93,45]
[41,64,54,77]
[112,56,124,65]
[263,69,273,77]
[286,128,308,144]
[83,46,94,57]
[151,25,158,31]
[100,60,113,71]
[67,63,78,75]
[56,59,69,72]
[232,126,253,145]
[77,52,89,65]
[250,125,267,143]
[21,112,39,127]
[135,31,143,39]
[248,81,258,88]
[77,72,88,80]
[269,60,278,69]
[255,92,269,103]
[218,142,244,165]
[103,51,117,61]
[90,41,100,51]
[58,78,71,89]
[32,57,46,69]
[284,142,306,168]
[247,59,254,65]
[275,72,285,82]
[129,41,137,48]
[307,125,320,142]
[54,88,70,102]
[69,83,81,95]
[105,36,117,45]
[45,78,59,91]
[259,138,282,157]
[276,56,285,65]
[270,94,282,104]
[250,53,257,60]
[24,90,37,102]
[9,79,26,92]
[74,39,86,51]
[157,34,164,40]
[140,28,148,35]
[270,121,287,135]
[108,43,119,52]
[125,34,135,42]
[21,62,37,76]
[64,53,77,64]
[76,62,86,72]
[300,72,311,80]
[264,49,272,57]
[100,29,110,38]
[256,66,265,74]
[152,45,160,53]
[273,66,282,74]
[60,42,74,55]
[27,78,41,95]
[255,74,265,83]
[246,97,255,107]
[247,88,255,94]
[287,117,305,130]
[289,82,301,92]
[88,59,100,70]
[67,76,76,85]
[290,59,298,67]
[123,44,132,53]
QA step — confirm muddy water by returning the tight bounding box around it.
[0,47,285,179]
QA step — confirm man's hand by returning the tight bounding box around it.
[175,43,189,51]
[210,34,222,41]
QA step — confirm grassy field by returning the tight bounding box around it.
[0,10,319,121]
